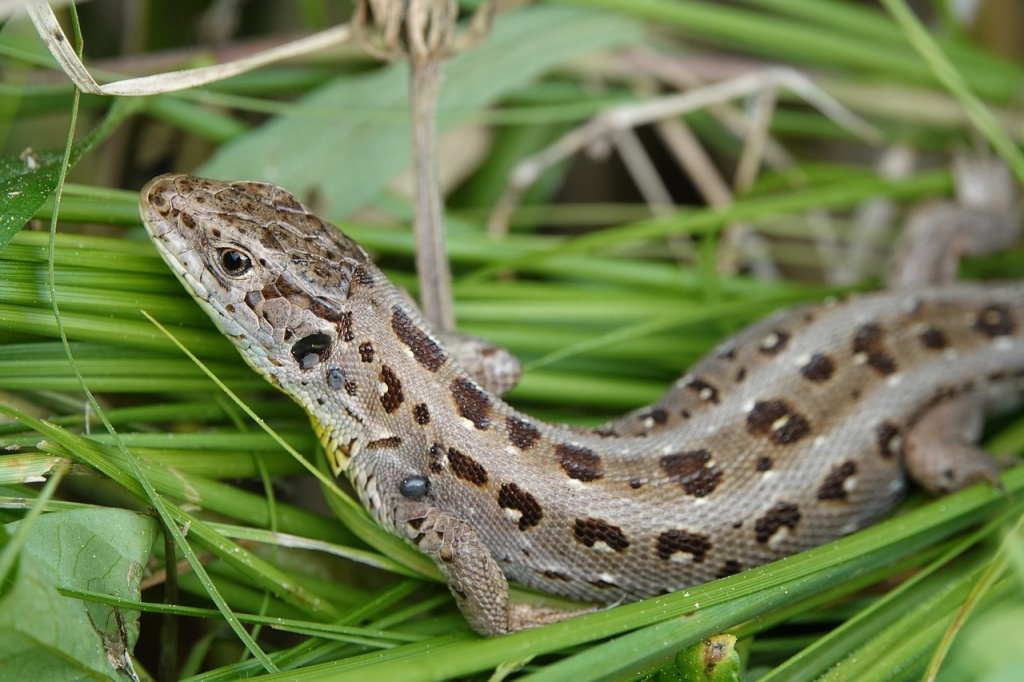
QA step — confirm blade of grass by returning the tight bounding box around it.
[41,35,277,664]
[879,0,1024,183]
[233,468,1024,681]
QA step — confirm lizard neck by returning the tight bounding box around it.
[304,261,531,477]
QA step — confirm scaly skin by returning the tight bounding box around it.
[140,174,1024,635]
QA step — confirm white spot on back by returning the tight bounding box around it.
[768,526,791,549]
[995,337,1016,351]
[502,507,523,523]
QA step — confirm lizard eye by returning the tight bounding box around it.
[219,248,252,277]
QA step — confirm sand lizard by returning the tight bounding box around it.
[140,174,1024,636]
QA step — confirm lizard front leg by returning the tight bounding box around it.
[397,502,591,636]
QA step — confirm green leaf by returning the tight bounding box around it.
[0,98,138,253]
[0,150,67,253]
[674,635,741,682]
[197,5,645,216]
[0,508,158,681]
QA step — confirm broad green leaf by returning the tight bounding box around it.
[198,5,645,216]
[0,507,158,681]
[0,150,67,253]
[0,98,137,253]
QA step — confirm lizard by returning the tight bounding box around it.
[139,173,1024,636]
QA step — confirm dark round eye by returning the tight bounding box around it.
[219,248,252,276]
[399,475,430,500]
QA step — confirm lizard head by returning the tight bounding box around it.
[140,174,375,473]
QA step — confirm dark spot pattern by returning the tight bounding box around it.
[974,303,1015,337]
[498,483,543,530]
[543,570,571,581]
[451,378,492,430]
[685,378,720,404]
[353,265,375,287]
[660,449,723,497]
[428,443,444,473]
[338,311,355,342]
[446,447,488,486]
[817,461,857,500]
[800,353,835,382]
[344,380,358,396]
[639,409,668,425]
[755,502,801,544]
[359,342,374,363]
[656,530,712,562]
[557,443,604,481]
[573,518,630,551]
[378,365,404,413]
[735,367,747,383]
[629,478,643,489]
[717,559,742,578]
[918,327,948,350]
[756,457,773,472]
[759,330,790,355]
[506,416,541,450]
[875,421,902,459]
[414,403,431,425]
[391,306,446,371]
[746,399,812,445]
[367,436,402,449]
[852,322,897,375]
